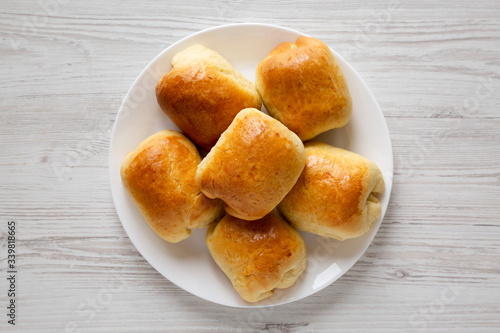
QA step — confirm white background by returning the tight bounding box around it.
[1,0,499,332]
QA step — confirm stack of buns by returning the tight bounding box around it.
[120,36,385,303]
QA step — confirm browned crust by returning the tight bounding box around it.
[196,108,306,221]
[156,46,262,151]
[255,36,352,140]
[206,211,307,302]
[121,130,223,243]
[278,141,385,240]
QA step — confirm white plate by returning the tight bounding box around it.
[109,23,393,308]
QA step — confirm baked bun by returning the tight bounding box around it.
[196,108,306,221]
[206,211,307,302]
[255,36,352,141]
[278,141,385,240]
[156,45,262,151]
[120,130,223,243]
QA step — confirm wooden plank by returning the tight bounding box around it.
[1,0,499,331]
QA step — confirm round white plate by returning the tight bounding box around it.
[109,23,393,308]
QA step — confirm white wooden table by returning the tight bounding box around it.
[1,0,499,332]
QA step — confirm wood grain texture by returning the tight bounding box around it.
[1,0,499,331]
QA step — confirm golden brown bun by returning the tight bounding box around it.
[120,130,223,243]
[206,211,307,302]
[278,141,385,240]
[196,108,306,221]
[156,45,262,151]
[255,36,352,141]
